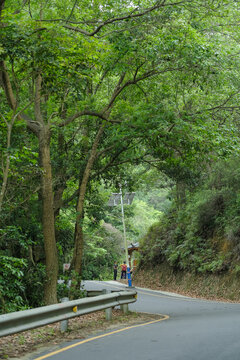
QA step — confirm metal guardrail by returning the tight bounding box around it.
[86,289,121,297]
[86,290,105,297]
[0,290,137,338]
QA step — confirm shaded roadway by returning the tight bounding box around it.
[34,280,240,360]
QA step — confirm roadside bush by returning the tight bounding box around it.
[23,262,46,308]
[0,255,28,313]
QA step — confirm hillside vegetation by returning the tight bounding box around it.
[137,157,240,301]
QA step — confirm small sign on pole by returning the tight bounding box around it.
[63,263,70,272]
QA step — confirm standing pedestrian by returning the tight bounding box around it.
[120,261,127,279]
[113,261,118,281]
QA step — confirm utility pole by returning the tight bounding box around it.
[108,185,135,287]
[119,184,132,287]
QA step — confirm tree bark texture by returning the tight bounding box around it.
[39,129,59,305]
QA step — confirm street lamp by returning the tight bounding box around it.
[108,185,135,287]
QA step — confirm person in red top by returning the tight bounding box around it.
[120,261,127,279]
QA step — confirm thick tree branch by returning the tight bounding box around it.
[0,61,17,110]
[34,74,44,124]
[0,102,32,212]
[187,91,240,117]
[61,64,184,127]
[0,0,5,18]
[57,110,108,127]
[103,72,127,113]
[63,1,189,37]
[63,188,79,208]
[103,68,162,114]
[95,135,133,159]
[0,61,40,134]
[93,146,132,176]
[94,54,127,95]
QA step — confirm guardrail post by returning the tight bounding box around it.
[121,304,128,314]
[60,297,69,332]
[102,289,112,321]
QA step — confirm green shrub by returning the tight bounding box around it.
[0,255,28,313]
[24,263,46,308]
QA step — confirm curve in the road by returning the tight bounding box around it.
[34,281,240,360]
[34,314,169,360]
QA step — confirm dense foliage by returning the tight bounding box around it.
[140,157,240,275]
[1,0,240,312]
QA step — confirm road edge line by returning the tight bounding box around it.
[34,314,169,360]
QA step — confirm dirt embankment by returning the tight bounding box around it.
[133,263,240,303]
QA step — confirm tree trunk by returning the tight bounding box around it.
[0,124,11,213]
[176,181,186,209]
[0,60,59,304]
[39,128,58,304]
[71,125,104,292]
[54,131,67,220]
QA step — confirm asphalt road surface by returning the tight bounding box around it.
[33,280,240,360]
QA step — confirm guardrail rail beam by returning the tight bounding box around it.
[0,290,137,337]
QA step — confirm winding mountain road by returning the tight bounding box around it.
[33,280,240,360]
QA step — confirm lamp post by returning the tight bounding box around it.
[119,184,131,287]
[108,185,135,287]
